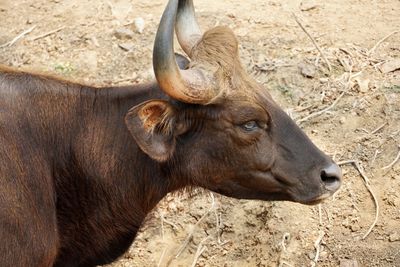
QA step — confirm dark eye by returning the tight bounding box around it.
[241,121,259,131]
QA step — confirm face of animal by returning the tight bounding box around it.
[126,0,341,204]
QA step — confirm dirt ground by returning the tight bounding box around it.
[1,0,400,266]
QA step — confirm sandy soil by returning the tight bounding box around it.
[1,0,399,266]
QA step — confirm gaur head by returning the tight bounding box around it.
[125,0,342,204]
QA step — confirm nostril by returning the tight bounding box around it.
[321,170,338,184]
[320,163,342,191]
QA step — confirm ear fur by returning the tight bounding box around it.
[125,100,178,162]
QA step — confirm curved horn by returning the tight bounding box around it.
[176,0,202,57]
[153,0,216,104]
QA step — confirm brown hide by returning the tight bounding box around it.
[0,68,176,266]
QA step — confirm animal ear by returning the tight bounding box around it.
[125,100,178,162]
[175,52,190,70]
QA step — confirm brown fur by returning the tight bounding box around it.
[0,70,173,266]
[190,26,262,101]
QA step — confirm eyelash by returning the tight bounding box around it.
[241,121,260,131]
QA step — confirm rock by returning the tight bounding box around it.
[298,62,316,78]
[340,259,359,267]
[319,250,328,259]
[118,42,135,51]
[319,77,329,83]
[300,0,319,11]
[350,224,360,232]
[134,17,145,34]
[389,232,400,242]
[113,28,134,39]
[355,75,370,93]
[379,59,400,73]
[90,36,100,47]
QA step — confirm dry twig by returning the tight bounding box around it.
[157,212,166,267]
[215,210,222,244]
[281,232,291,252]
[30,26,65,41]
[190,236,210,267]
[160,213,179,232]
[338,160,379,239]
[313,231,325,265]
[297,68,360,124]
[292,13,332,72]
[175,193,215,258]
[370,122,387,135]
[381,145,400,170]
[368,30,400,55]
[157,248,167,267]
[278,233,292,267]
[0,25,36,48]
[297,91,345,124]
[371,149,380,165]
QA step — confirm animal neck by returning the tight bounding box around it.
[64,82,184,215]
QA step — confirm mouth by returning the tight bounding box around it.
[299,192,333,205]
[207,171,337,205]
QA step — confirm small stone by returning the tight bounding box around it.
[299,62,316,78]
[355,76,370,93]
[339,117,346,124]
[300,0,318,11]
[319,77,329,83]
[350,224,360,232]
[90,36,100,47]
[113,28,134,39]
[379,59,400,73]
[118,42,135,51]
[389,232,400,242]
[319,250,328,259]
[134,17,145,33]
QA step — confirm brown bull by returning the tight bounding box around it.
[0,0,341,266]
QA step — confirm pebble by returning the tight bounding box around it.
[319,77,329,83]
[134,17,145,33]
[355,76,370,93]
[319,250,328,259]
[350,224,360,232]
[300,0,318,11]
[114,28,135,39]
[298,62,316,78]
[379,59,400,73]
[389,232,400,242]
[118,42,135,51]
